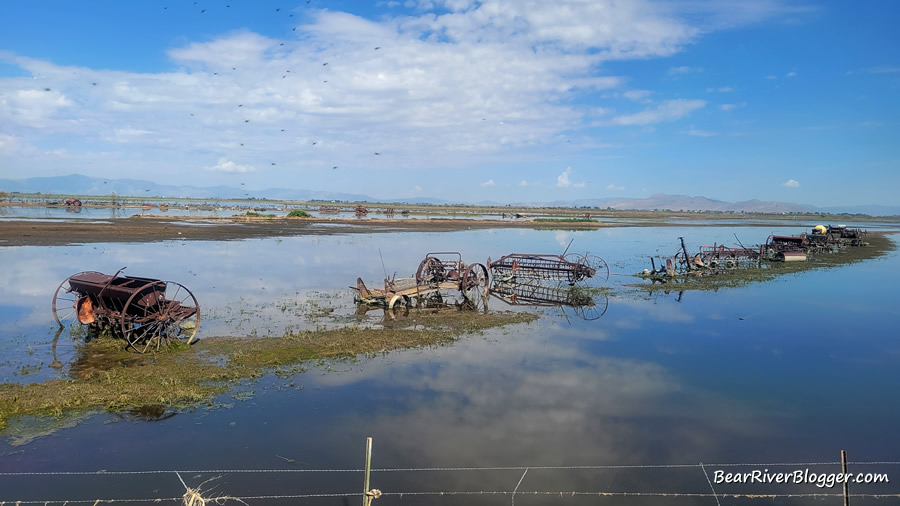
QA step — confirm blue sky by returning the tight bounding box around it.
[0,0,897,206]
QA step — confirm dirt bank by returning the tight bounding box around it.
[0,215,618,247]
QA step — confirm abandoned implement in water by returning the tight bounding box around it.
[52,269,200,353]
[487,252,609,286]
[355,252,489,309]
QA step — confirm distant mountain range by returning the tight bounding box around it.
[1,174,898,216]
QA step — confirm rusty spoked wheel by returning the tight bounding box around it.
[121,281,200,353]
[564,254,610,287]
[459,263,489,312]
[416,257,444,285]
[52,271,103,330]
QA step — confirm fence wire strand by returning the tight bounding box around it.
[2,460,898,504]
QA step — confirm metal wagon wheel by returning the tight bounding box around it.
[121,281,200,353]
[415,257,444,285]
[564,254,610,287]
[52,271,104,330]
[460,263,489,311]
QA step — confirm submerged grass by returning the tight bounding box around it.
[625,232,896,295]
[0,310,536,431]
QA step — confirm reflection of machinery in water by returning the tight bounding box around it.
[489,278,608,321]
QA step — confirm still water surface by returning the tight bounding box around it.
[1,226,898,504]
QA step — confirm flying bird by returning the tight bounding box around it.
[271,162,276,165]
[374,47,381,50]
[244,119,250,122]
[312,141,317,145]
[374,152,381,155]
[332,166,338,169]
[322,62,328,66]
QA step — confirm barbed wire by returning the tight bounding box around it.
[5,491,900,505]
[3,460,898,505]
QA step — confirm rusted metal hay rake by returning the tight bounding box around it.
[52,268,200,353]
[487,253,609,286]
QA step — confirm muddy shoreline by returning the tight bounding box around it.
[0,214,866,247]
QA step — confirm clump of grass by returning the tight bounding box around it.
[0,311,537,431]
[286,209,310,218]
[244,211,276,218]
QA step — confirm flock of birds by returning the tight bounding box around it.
[37,2,393,180]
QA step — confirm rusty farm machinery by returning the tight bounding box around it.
[52,269,200,353]
[486,248,609,320]
[354,252,489,310]
[354,246,609,319]
[641,224,869,281]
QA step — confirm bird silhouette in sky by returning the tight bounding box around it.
[323,62,328,66]
[374,152,381,155]
[332,166,338,169]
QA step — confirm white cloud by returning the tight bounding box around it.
[623,89,653,102]
[519,180,530,187]
[706,86,734,93]
[786,71,797,78]
[765,75,777,80]
[556,167,585,188]
[608,99,706,126]
[783,179,800,188]
[606,184,624,191]
[683,126,717,137]
[208,158,255,173]
[668,66,703,75]
[480,179,495,187]
[0,1,797,187]
[719,102,746,111]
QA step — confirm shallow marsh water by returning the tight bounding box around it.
[1,225,898,504]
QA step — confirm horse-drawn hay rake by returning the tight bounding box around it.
[52,269,200,353]
[487,252,609,287]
